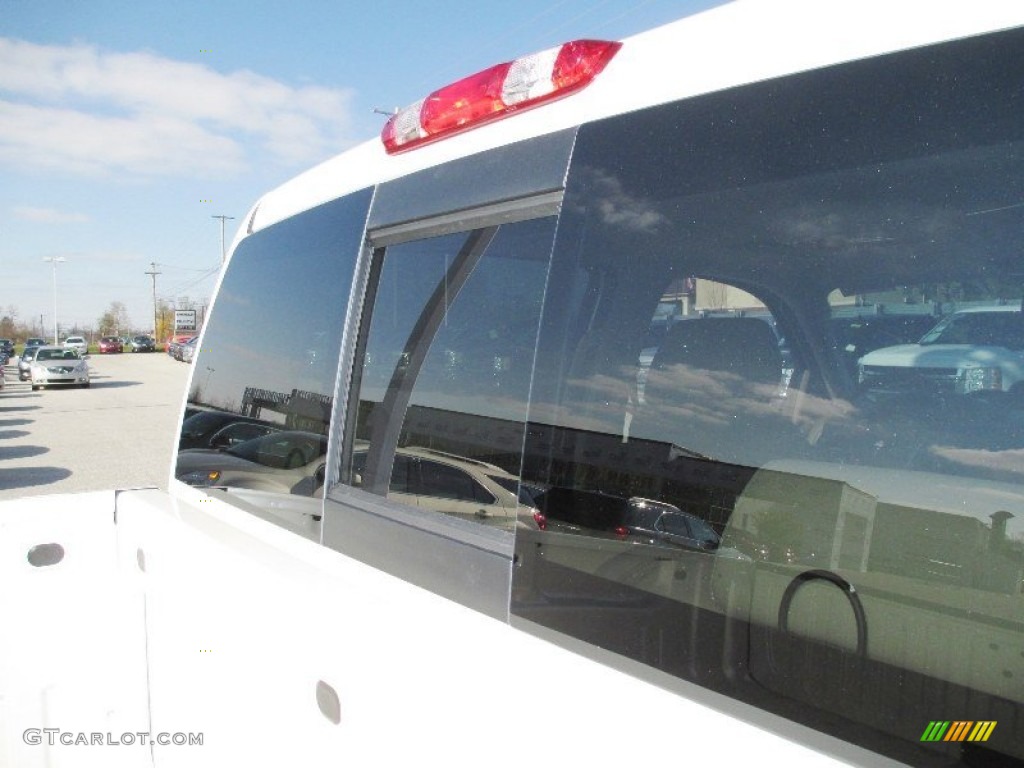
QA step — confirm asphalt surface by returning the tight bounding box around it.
[0,351,191,500]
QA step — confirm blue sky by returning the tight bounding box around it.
[1,0,724,337]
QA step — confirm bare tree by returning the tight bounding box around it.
[96,301,131,335]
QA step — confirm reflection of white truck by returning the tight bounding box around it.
[859,306,1024,394]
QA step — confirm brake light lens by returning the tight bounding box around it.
[382,39,622,154]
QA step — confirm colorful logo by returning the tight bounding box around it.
[921,721,996,743]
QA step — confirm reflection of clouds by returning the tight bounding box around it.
[536,363,859,461]
[217,289,253,307]
[931,445,1024,477]
[769,202,954,250]
[222,341,268,364]
[637,365,780,437]
[576,168,666,234]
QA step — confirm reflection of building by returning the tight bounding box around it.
[241,386,332,433]
[397,403,756,530]
[694,279,764,314]
[731,470,876,571]
[728,467,1024,594]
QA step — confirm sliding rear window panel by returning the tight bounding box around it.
[511,26,1024,767]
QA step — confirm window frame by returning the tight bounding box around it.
[320,192,563,618]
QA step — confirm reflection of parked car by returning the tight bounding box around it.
[130,335,156,353]
[29,346,90,390]
[207,421,281,450]
[98,336,123,353]
[179,410,271,450]
[18,345,41,380]
[352,446,545,530]
[176,431,328,495]
[859,306,1024,395]
[536,487,726,553]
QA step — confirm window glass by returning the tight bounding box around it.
[512,28,1024,766]
[343,216,556,531]
[175,190,370,518]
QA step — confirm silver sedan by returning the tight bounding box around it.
[29,346,91,390]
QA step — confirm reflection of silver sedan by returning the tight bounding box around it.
[176,430,327,495]
[353,445,545,531]
[29,346,90,390]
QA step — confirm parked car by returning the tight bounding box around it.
[129,335,156,353]
[171,336,196,361]
[23,337,46,351]
[858,306,1024,395]
[18,345,41,380]
[0,338,13,363]
[167,334,193,358]
[63,336,88,355]
[29,346,90,390]
[98,336,123,354]
[179,336,199,363]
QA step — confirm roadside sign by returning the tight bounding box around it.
[174,310,198,332]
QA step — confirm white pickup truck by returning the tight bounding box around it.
[859,306,1024,395]
[3,3,1023,766]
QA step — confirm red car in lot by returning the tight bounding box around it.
[98,336,123,354]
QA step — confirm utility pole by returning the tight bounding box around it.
[42,256,66,344]
[212,215,235,264]
[145,262,161,339]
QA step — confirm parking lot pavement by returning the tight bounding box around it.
[0,352,191,500]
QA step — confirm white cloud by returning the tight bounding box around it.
[13,206,91,223]
[0,37,356,178]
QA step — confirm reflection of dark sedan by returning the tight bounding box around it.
[179,410,270,450]
[538,488,725,552]
[176,431,327,494]
[207,421,280,450]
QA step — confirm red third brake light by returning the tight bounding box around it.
[382,39,622,154]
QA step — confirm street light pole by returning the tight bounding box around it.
[42,256,66,344]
